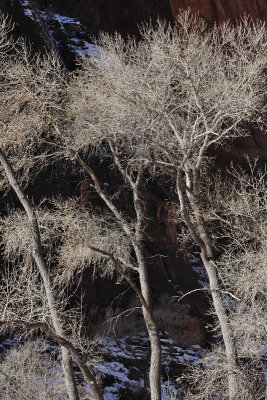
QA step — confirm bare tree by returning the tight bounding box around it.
[0,15,158,399]
[178,164,267,399]
[59,11,266,399]
[1,195,162,398]
[1,9,266,400]
[50,150,162,399]
[0,18,103,400]
[0,152,104,400]
[44,40,165,399]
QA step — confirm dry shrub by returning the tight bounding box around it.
[55,199,133,281]
[0,265,50,328]
[0,32,67,188]
[0,198,133,283]
[183,346,266,400]
[0,341,68,400]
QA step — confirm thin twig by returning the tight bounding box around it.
[175,287,210,302]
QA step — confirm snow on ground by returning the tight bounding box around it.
[0,331,205,399]
[68,38,100,60]
[188,252,209,288]
[20,0,99,60]
[20,0,34,19]
[40,11,99,60]
[94,331,205,399]
[43,13,81,28]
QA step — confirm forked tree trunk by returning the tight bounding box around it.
[76,154,162,400]
[0,148,103,400]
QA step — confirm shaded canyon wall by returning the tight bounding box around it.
[46,0,267,35]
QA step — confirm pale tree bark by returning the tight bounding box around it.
[176,170,238,399]
[71,150,162,400]
[0,148,103,400]
[132,177,162,400]
[135,248,162,400]
[200,257,238,399]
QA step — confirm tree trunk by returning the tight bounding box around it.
[133,185,162,400]
[201,255,238,400]
[138,255,162,400]
[77,155,162,400]
[177,171,238,400]
[188,195,238,399]
[61,348,80,400]
[0,148,103,400]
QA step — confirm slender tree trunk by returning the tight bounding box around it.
[0,148,79,400]
[75,154,162,400]
[136,249,162,400]
[201,255,238,399]
[189,203,238,398]
[0,148,103,400]
[177,171,238,400]
[133,187,162,400]
[61,348,80,400]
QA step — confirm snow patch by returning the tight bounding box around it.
[44,13,81,28]
[20,0,34,19]
[68,39,100,60]
[39,10,99,60]
[19,1,99,60]
[93,331,205,398]
[1,331,205,399]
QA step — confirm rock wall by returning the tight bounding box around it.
[1,1,266,50]
[170,0,267,23]
[42,0,267,36]
[39,0,173,36]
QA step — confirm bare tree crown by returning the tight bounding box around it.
[66,12,266,175]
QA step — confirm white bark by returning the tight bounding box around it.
[0,148,103,400]
[74,152,162,400]
[176,172,238,399]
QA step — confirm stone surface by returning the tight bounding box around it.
[154,309,205,346]
[39,0,267,36]
[39,0,173,36]
[170,0,267,23]
[212,127,267,165]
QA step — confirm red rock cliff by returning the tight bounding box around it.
[169,0,267,23]
[49,0,266,35]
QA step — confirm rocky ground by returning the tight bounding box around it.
[0,331,206,399]
[96,331,205,399]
